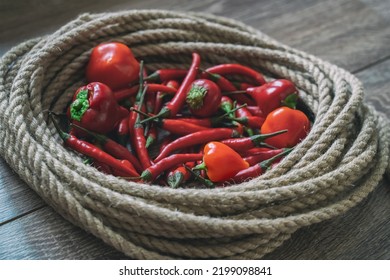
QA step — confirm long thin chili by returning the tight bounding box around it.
[220,130,287,152]
[206,63,266,85]
[230,148,293,183]
[140,153,203,182]
[154,128,240,162]
[71,123,143,173]
[50,113,139,177]
[141,53,201,123]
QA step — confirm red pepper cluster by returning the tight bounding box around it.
[51,42,312,188]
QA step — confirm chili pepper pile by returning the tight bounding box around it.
[51,42,312,188]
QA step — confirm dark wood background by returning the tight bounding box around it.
[1,0,389,259]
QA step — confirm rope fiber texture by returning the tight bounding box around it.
[1,10,390,259]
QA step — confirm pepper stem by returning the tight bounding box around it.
[70,123,108,144]
[139,106,170,124]
[192,161,206,171]
[251,129,288,145]
[49,111,70,142]
[184,165,215,188]
[186,85,207,110]
[281,93,298,109]
[259,147,294,170]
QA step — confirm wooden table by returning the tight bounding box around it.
[1,0,389,259]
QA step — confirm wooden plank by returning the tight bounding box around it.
[1,0,389,71]
[0,206,127,260]
[0,158,45,224]
[358,59,390,115]
[265,181,390,259]
[237,0,390,72]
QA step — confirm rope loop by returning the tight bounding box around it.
[1,10,389,259]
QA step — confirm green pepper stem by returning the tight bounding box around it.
[49,112,70,142]
[70,123,108,144]
[259,147,294,170]
[139,107,170,124]
[251,129,288,144]
[192,161,206,171]
[281,93,298,109]
[184,165,215,188]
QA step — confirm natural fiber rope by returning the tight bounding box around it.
[1,10,389,259]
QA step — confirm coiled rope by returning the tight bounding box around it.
[1,10,389,259]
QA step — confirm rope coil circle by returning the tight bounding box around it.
[1,10,389,259]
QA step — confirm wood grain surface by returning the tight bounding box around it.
[1,0,389,259]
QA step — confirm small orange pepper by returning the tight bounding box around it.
[196,141,249,182]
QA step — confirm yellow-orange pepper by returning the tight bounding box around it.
[197,141,249,182]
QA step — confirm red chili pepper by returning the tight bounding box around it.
[133,88,153,169]
[230,148,293,183]
[154,128,240,162]
[203,71,256,106]
[230,104,265,129]
[200,71,236,91]
[246,105,263,117]
[71,123,143,174]
[260,106,311,148]
[92,159,112,175]
[142,53,201,122]
[239,147,273,157]
[246,79,298,117]
[206,63,266,85]
[111,160,140,178]
[159,119,210,135]
[86,42,140,90]
[174,117,213,128]
[68,82,128,135]
[231,115,265,129]
[130,107,211,135]
[114,83,177,102]
[117,116,129,139]
[219,96,235,115]
[127,62,153,169]
[167,161,195,188]
[145,69,188,83]
[242,148,285,166]
[140,153,203,182]
[233,82,255,90]
[220,130,287,152]
[186,79,222,117]
[154,80,180,114]
[50,113,139,177]
[168,103,245,128]
[194,141,249,183]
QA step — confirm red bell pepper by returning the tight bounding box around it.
[68,82,128,135]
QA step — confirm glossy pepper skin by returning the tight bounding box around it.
[246,79,298,117]
[199,141,249,183]
[68,82,128,135]
[86,42,140,90]
[260,106,310,148]
[186,79,222,117]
